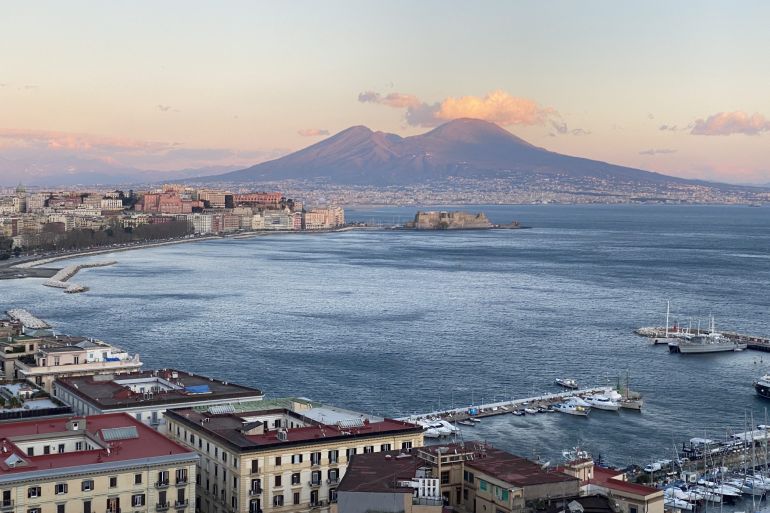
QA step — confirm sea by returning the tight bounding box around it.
[2,204,770,468]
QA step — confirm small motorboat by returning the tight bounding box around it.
[511,409,525,416]
[553,403,590,416]
[555,378,579,389]
[586,395,621,411]
[457,420,475,427]
[524,408,539,415]
[469,417,482,423]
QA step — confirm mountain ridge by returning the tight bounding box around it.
[200,118,693,186]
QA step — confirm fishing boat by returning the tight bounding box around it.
[553,403,590,416]
[457,420,475,427]
[616,372,644,410]
[555,378,579,389]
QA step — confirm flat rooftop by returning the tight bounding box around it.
[55,369,264,409]
[338,449,430,493]
[167,406,422,452]
[588,466,661,497]
[0,413,196,478]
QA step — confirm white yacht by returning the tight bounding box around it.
[586,395,621,411]
[555,378,578,389]
[565,397,592,408]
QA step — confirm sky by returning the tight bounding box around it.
[1,1,769,183]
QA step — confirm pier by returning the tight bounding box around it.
[636,326,770,351]
[43,261,116,293]
[397,386,615,423]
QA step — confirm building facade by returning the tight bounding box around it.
[164,399,424,513]
[0,413,198,513]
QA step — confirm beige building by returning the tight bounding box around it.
[164,399,424,513]
[561,459,664,513]
[0,413,198,513]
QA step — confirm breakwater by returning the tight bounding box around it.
[43,261,116,293]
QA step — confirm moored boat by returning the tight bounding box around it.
[553,403,590,416]
[755,375,770,399]
[556,378,579,389]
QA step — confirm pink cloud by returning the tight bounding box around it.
[359,89,563,129]
[691,111,770,136]
[297,128,330,137]
[0,128,173,152]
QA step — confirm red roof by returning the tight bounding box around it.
[589,466,661,496]
[0,413,196,475]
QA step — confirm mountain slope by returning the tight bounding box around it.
[203,118,691,186]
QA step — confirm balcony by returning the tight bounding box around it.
[326,478,339,486]
[413,498,444,507]
[175,479,188,487]
[1,501,14,511]
[248,488,263,496]
[155,481,170,489]
[174,500,188,510]
[106,508,122,513]
[308,480,322,488]
[156,503,170,512]
[309,500,328,510]
[310,461,321,468]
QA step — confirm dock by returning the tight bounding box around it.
[42,261,116,293]
[636,326,770,351]
[397,386,615,423]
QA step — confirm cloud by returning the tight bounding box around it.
[359,89,559,128]
[648,113,655,120]
[690,111,770,136]
[0,128,174,153]
[659,124,680,132]
[297,128,330,137]
[550,121,590,136]
[639,148,678,156]
[157,104,172,112]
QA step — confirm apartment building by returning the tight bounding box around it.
[335,450,443,513]
[417,443,579,512]
[11,337,142,393]
[0,413,198,513]
[164,398,424,513]
[53,369,264,431]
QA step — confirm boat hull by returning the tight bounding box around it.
[755,382,770,399]
[675,342,741,353]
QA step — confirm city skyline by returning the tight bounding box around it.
[1,1,769,183]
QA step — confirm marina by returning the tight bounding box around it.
[637,326,770,352]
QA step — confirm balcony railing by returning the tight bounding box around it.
[155,481,170,489]
[156,503,170,512]
[310,460,321,468]
[175,479,188,487]
[308,480,322,488]
[413,497,444,506]
[174,500,188,509]
[309,500,328,509]
[106,508,122,513]
[0,500,14,511]
[326,478,339,486]
[248,488,263,496]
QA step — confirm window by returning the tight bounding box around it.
[329,488,337,503]
[275,456,281,466]
[132,494,146,507]
[55,483,68,495]
[26,447,34,456]
[27,487,41,498]
[346,448,357,460]
[441,471,450,484]
[57,505,64,513]
[135,474,143,485]
[630,507,638,513]
[311,471,322,485]
[310,452,321,465]
[249,500,260,513]
[291,473,301,485]
[222,452,227,463]
[251,460,259,473]
[109,477,117,488]
[328,450,338,464]
[273,495,283,507]
[43,446,50,455]
[27,509,41,513]
[479,479,488,491]
[190,434,194,444]
[159,491,167,506]
[401,441,412,450]
[74,356,79,364]
[273,419,281,428]
[363,446,374,454]
[291,454,303,464]
[158,470,169,485]
[214,447,218,457]
[310,491,319,506]
[494,487,509,501]
[176,469,188,484]
[76,442,83,451]
[274,475,282,487]
[57,443,65,452]
[82,480,94,492]
[83,501,91,513]
[380,443,391,452]
[464,471,475,483]
[328,469,339,483]
[293,492,300,505]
